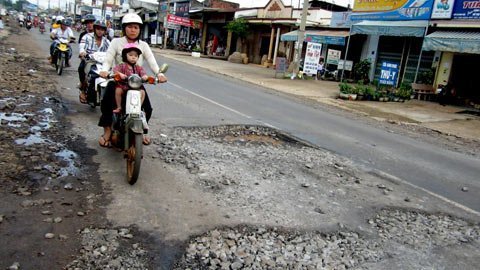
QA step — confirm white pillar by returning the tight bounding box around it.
[273,27,281,65]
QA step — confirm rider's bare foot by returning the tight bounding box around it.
[113,107,121,113]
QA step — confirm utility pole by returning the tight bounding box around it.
[156,0,161,46]
[293,0,308,76]
[163,0,170,49]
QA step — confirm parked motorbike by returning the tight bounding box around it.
[52,37,75,75]
[84,52,107,108]
[110,64,169,185]
[321,67,340,81]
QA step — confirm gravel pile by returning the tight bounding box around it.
[370,209,480,249]
[176,226,384,270]
[66,228,150,270]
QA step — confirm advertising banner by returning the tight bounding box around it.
[303,42,322,76]
[431,0,455,18]
[453,0,480,19]
[330,12,352,28]
[326,49,341,65]
[379,62,399,86]
[167,14,191,27]
[351,0,434,20]
[175,1,190,18]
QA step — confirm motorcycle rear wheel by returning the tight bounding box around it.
[126,133,143,185]
[56,53,64,76]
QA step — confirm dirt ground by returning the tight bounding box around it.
[0,24,155,269]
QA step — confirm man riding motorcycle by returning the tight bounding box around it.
[78,20,110,103]
[49,19,74,67]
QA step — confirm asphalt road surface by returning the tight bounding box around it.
[32,29,479,215]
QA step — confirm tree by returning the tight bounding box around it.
[225,18,249,53]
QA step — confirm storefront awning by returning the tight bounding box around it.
[351,20,428,37]
[423,31,480,54]
[280,30,350,46]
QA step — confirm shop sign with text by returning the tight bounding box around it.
[431,0,454,18]
[453,0,480,19]
[379,62,399,86]
[351,0,434,20]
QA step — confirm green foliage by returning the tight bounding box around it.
[396,83,413,99]
[339,82,354,94]
[353,59,371,84]
[225,18,249,38]
[416,68,435,85]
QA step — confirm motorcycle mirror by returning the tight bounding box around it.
[159,63,169,74]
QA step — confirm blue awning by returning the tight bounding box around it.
[280,30,350,46]
[351,20,428,37]
[423,31,480,54]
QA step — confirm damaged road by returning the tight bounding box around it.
[1,24,479,269]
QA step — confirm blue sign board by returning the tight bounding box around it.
[453,0,480,19]
[305,35,346,46]
[379,62,399,86]
[351,0,434,21]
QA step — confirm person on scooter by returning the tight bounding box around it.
[78,14,95,44]
[98,13,167,147]
[78,20,110,103]
[49,19,74,67]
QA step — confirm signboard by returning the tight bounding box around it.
[150,35,162,45]
[338,60,353,71]
[431,0,454,18]
[305,35,346,46]
[379,62,399,86]
[275,57,287,78]
[326,49,341,65]
[453,0,480,19]
[175,1,190,17]
[303,42,322,76]
[167,14,202,28]
[351,0,434,20]
[92,8,102,20]
[330,12,352,28]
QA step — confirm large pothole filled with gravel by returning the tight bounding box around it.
[150,125,480,269]
[174,209,479,270]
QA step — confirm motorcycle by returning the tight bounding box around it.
[321,67,340,81]
[52,37,75,75]
[110,64,169,185]
[39,22,45,34]
[25,20,32,30]
[84,52,107,108]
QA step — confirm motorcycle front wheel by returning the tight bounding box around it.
[126,133,143,185]
[56,52,64,76]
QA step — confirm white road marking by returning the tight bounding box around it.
[373,170,480,217]
[167,82,278,129]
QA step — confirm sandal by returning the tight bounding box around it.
[79,92,87,104]
[98,135,111,148]
[142,135,151,146]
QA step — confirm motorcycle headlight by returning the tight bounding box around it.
[128,74,143,89]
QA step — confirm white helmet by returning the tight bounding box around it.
[122,13,143,25]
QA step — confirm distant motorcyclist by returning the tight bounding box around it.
[78,20,110,103]
[49,19,74,67]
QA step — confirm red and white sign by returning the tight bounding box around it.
[167,14,203,29]
[167,14,191,27]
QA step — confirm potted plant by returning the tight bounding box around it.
[353,60,371,84]
[339,82,357,100]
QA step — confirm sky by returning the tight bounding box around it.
[27,0,353,11]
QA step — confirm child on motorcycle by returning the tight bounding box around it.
[112,43,148,114]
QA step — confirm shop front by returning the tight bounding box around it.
[350,0,435,86]
[423,25,480,106]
